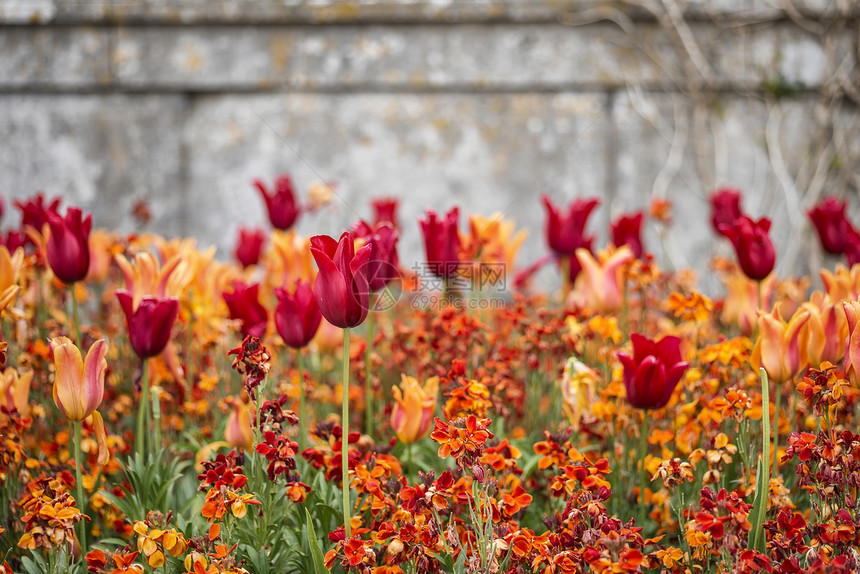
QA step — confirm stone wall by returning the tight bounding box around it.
[1,0,858,282]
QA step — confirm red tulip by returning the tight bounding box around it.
[846,228,860,267]
[808,197,854,255]
[15,193,62,231]
[352,220,400,292]
[116,291,179,358]
[46,207,91,284]
[709,187,743,237]
[223,281,268,337]
[372,197,399,227]
[310,232,372,329]
[542,195,600,255]
[419,207,462,280]
[234,227,266,268]
[617,334,688,410]
[254,174,300,230]
[274,280,322,349]
[611,211,645,259]
[719,215,776,281]
[1,231,26,253]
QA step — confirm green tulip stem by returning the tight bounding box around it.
[298,350,307,443]
[71,285,82,346]
[342,327,352,539]
[560,256,570,304]
[639,410,649,531]
[136,358,149,458]
[773,380,781,478]
[73,420,87,557]
[365,298,375,439]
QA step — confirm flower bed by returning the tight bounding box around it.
[0,184,858,574]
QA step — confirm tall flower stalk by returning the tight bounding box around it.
[342,328,351,537]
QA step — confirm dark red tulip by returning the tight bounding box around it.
[808,197,854,255]
[274,280,322,348]
[846,228,860,267]
[234,227,266,268]
[15,193,62,231]
[223,281,268,337]
[116,291,179,358]
[45,207,91,284]
[617,333,688,410]
[541,195,600,256]
[709,187,743,238]
[352,220,400,292]
[611,211,645,259]
[719,215,776,281]
[372,197,399,227]
[1,231,26,253]
[254,174,300,231]
[310,232,372,329]
[419,207,462,280]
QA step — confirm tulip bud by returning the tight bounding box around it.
[274,280,322,349]
[719,215,776,281]
[309,232,372,329]
[617,334,688,410]
[234,227,266,268]
[254,174,300,231]
[709,187,743,237]
[371,197,399,227]
[610,212,645,259]
[46,207,92,284]
[419,208,462,280]
[50,337,107,422]
[116,290,180,359]
[808,197,855,256]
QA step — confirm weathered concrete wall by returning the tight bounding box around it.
[0,0,857,281]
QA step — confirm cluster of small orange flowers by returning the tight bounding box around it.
[665,289,714,323]
[685,487,752,561]
[689,432,737,485]
[549,456,612,498]
[184,526,249,574]
[85,546,144,573]
[429,415,493,468]
[796,364,853,422]
[16,474,84,551]
[134,511,188,567]
[441,361,492,420]
[652,458,696,489]
[197,451,260,522]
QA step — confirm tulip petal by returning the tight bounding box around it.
[90,410,110,466]
[51,337,85,421]
[82,339,108,418]
[311,245,350,328]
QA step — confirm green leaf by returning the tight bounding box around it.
[306,508,330,574]
[747,368,771,552]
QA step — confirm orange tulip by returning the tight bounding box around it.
[0,367,33,418]
[115,252,192,309]
[50,337,108,421]
[391,375,439,444]
[843,300,860,388]
[751,306,810,383]
[225,401,254,450]
[0,245,23,313]
[802,291,847,366]
[571,245,634,312]
[720,271,775,334]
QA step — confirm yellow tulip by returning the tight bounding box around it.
[0,367,33,418]
[751,305,810,383]
[391,375,439,444]
[559,357,599,430]
[50,337,107,421]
